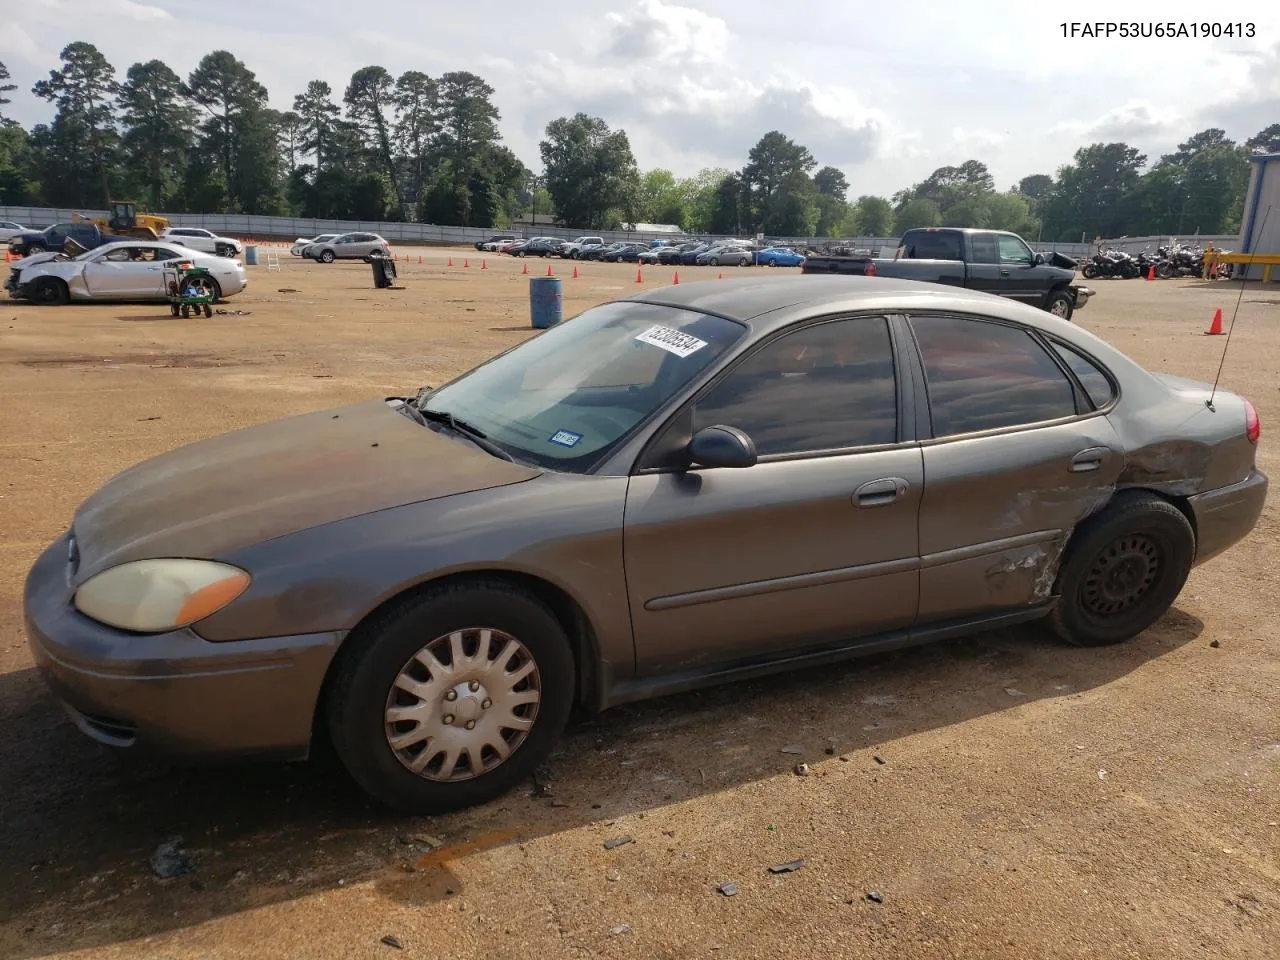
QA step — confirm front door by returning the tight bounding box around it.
[81,247,156,297]
[906,312,1123,621]
[624,314,923,676]
[995,233,1054,305]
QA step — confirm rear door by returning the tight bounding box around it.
[623,313,924,675]
[965,231,1004,295]
[904,311,1123,622]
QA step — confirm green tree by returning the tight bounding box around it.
[433,71,503,226]
[276,109,303,175]
[678,167,733,231]
[812,165,849,236]
[31,42,119,205]
[0,124,38,202]
[847,195,894,235]
[1040,142,1146,241]
[392,71,439,208]
[636,168,687,226]
[344,66,399,211]
[539,113,639,229]
[117,60,194,210]
[708,173,747,235]
[293,80,341,172]
[187,51,274,213]
[740,131,817,231]
[0,59,16,124]
[1246,123,1280,153]
[894,196,942,232]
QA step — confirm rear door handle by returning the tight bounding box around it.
[1070,447,1110,472]
[854,477,909,507]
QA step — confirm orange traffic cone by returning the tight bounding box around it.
[1206,307,1224,335]
[464,258,470,268]
[717,271,723,279]
[546,263,553,276]
[635,267,643,283]
[672,271,680,285]
[1146,264,1156,280]
[418,255,423,264]
[448,256,453,266]
[522,262,529,274]
[481,258,488,270]
[572,265,579,279]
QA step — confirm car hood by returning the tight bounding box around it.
[69,399,542,582]
[12,251,63,271]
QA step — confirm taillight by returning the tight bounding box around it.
[1244,398,1260,445]
[864,262,877,277]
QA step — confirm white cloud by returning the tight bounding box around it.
[1,0,1278,196]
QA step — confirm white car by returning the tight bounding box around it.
[292,234,339,257]
[0,220,29,243]
[160,227,244,258]
[6,241,247,306]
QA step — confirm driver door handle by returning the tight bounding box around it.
[854,477,909,507]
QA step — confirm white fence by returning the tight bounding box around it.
[0,204,1239,259]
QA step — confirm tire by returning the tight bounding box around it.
[1048,492,1195,647]
[186,275,222,303]
[739,257,750,266]
[26,244,46,255]
[180,304,190,318]
[203,303,213,318]
[32,278,68,306]
[1081,263,1098,279]
[319,249,335,264]
[215,245,234,258]
[170,303,180,317]
[1156,263,1173,279]
[1044,290,1073,321]
[326,579,576,814]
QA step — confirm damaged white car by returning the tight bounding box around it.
[6,241,248,306]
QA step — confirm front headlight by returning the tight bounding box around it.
[73,559,251,633]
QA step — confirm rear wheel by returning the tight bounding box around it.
[215,244,235,258]
[32,278,68,306]
[326,580,576,814]
[26,244,47,255]
[1081,263,1098,279]
[1048,493,1195,647]
[185,275,221,303]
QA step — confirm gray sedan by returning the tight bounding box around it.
[23,276,1267,813]
[304,232,390,263]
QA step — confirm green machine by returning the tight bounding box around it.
[164,260,216,318]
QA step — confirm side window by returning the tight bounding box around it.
[997,234,1034,264]
[102,247,136,262]
[691,317,898,456]
[969,233,999,264]
[1049,340,1115,409]
[910,315,1078,438]
[902,232,962,260]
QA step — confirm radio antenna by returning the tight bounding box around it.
[1208,203,1271,411]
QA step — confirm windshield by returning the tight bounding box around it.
[422,301,748,471]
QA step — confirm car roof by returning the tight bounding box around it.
[625,275,1064,334]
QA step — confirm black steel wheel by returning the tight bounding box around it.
[1048,493,1195,647]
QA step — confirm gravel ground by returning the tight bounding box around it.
[1,249,1277,959]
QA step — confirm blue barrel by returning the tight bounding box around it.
[243,244,258,265]
[529,276,563,329]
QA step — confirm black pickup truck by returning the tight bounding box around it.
[7,221,127,258]
[801,227,1092,320]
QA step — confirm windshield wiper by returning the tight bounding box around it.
[419,408,515,462]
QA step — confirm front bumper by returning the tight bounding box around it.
[1071,284,1094,310]
[1187,468,1269,566]
[22,532,345,761]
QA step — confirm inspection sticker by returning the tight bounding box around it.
[634,324,708,358]
[548,429,583,448]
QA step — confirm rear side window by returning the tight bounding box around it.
[1048,340,1116,409]
[910,315,1079,437]
[969,233,999,264]
[901,231,962,260]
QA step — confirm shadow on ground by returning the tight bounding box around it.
[0,608,1203,957]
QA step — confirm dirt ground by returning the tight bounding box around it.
[1,247,1278,960]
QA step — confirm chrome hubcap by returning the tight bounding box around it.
[383,627,541,782]
[1051,300,1069,317]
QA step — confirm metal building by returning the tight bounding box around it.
[1238,153,1280,281]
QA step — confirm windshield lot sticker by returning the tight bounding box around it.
[634,325,708,358]
[549,429,583,448]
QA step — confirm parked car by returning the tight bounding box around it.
[0,219,29,243]
[511,237,565,258]
[8,221,129,258]
[802,227,1092,320]
[597,243,644,263]
[637,246,665,264]
[292,234,339,257]
[476,234,519,252]
[755,247,807,267]
[677,243,714,265]
[7,241,247,305]
[558,236,605,259]
[579,242,626,262]
[303,232,391,263]
[22,276,1266,814]
[161,227,244,258]
[696,245,754,267]
[657,243,698,265]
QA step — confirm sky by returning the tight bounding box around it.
[2,0,1278,197]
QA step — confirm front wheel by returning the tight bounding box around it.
[1044,290,1073,321]
[1048,493,1195,647]
[32,278,69,306]
[319,250,335,264]
[326,580,576,814]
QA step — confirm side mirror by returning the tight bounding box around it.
[1033,252,1045,265]
[688,425,757,469]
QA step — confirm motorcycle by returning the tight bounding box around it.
[1081,244,1140,279]
[1155,241,1203,279]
